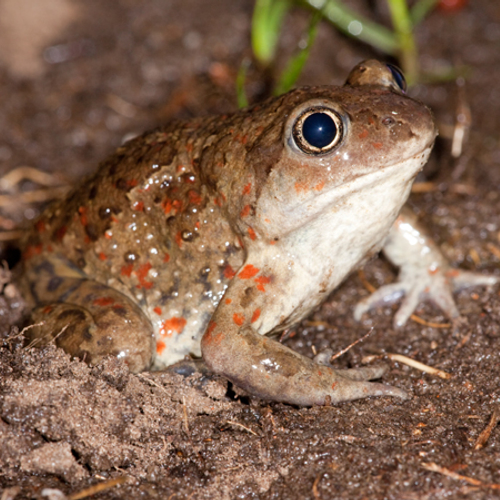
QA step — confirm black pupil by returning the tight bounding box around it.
[302,112,337,149]
[386,63,406,92]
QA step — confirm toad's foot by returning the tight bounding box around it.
[354,207,499,328]
[354,267,498,328]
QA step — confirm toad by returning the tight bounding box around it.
[17,60,498,406]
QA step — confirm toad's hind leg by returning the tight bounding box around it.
[25,276,156,373]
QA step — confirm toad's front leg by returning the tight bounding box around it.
[201,263,407,406]
[354,206,499,328]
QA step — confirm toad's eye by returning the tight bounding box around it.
[386,63,406,92]
[293,108,343,155]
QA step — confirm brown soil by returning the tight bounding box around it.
[1,1,500,498]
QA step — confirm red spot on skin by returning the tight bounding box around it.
[358,129,369,139]
[251,309,261,323]
[264,218,270,224]
[371,142,383,149]
[206,320,217,337]
[269,240,276,245]
[240,204,251,218]
[294,181,308,193]
[368,117,375,125]
[175,231,183,248]
[254,275,271,292]
[186,143,193,153]
[23,244,43,260]
[104,231,112,240]
[163,253,170,263]
[331,382,337,390]
[111,215,119,224]
[98,252,107,261]
[205,321,223,346]
[233,313,245,326]
[446,269,460,278]
[188,190,202,205]
[225,298,232,305]
[35,220,46,233]
[156,341,166,355]
[314,180,325,191]
[42,305,53,314]
[56,225,67,241]
[195,221,200,230]
[428,267,440,275]
[238,264,260,279]
[248,227,256,240]
[135,263,153,289]
[93,297,115,307]
[133,201,144,211]
[160,317,187,337]
[78,206,88,226]
[162,198,183,215]
[84,235,91,245]
[127,179,138,188]
[154,307,162,315]
[242,182,252,195]
[224,265,236,279]
[121,264,134,277]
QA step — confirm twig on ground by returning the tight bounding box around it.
[474,406,500,450]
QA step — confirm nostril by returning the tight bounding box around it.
[382,116,395,126]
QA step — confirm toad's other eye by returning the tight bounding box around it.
[293,108,343,155]
[386,63,406,92]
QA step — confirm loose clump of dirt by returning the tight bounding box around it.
[1,0,500,499]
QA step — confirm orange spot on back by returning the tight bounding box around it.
[240,204,251,218]
[98,252,107,261]
[254,275,271,292]
[225,298,232,305]
[160,317,187,337]
[248,227,256,240]
[372,142,383,149]
[153,307,162,316]
[188,190,202,205]
[223,265,236,279]
[233,313,245,326]
[121,264,134,277]
[294,181,308,193]
[175,231,183,248]
[242,182,252,195]
[163,253,170,263]
[93,297,115,307]
[135,262,153,289]
[238,264,260,279]
[358,129,369,139]
[78,206,88,226]
[251,309,261,323]
[133,201,144,211]
[156,340,166,355]
[314,180,325,191]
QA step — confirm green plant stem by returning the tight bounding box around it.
[411,0,439,25]
[386,0,418,84]
[252,0,291,66]
[274,12,321,95]
[302,0,398,55]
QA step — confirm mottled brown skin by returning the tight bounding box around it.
[18,60,438,406]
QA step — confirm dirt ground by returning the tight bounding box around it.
[1,0,500,498]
